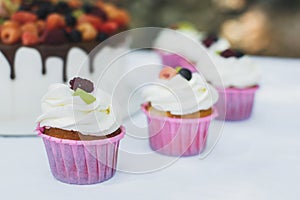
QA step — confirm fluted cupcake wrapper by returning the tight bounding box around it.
[142,104,217,157]
[215,86,259,121]
[158,52,197,72]
[37,126,125,185]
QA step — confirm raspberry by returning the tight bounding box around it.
[22,31,40,46]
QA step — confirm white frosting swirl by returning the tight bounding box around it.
[208,38,231,52]
[36,83,121,136]
[200,53,261,88]
[142,73,219,115]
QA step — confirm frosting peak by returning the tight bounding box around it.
[201,53,261,88]
[142,72,219,115]
[36,83,121,136]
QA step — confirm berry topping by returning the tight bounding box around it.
[65,14,77,27]
[100,21,118,35]
[82,3,93,13]
[22,31,40,46]
[235,50,245,58]
[96,32,109,42]
[46,13,66,31]
[68,29,82,42]
[55,2,71,14]
[90,7,108,21]
[159,66,177,80]
[36,7,49,20]
[11,11,38,24]
[69,77,94,93]
[41,29,68,45]
[76,22,97,41]
[1,26,22,45]
[202,34,218,48]
[178,67,192,81]
[220,49,245,58]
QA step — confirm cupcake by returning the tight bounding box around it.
[153,23,204,72]
[36,77,125,184]
[141,66,218,156]
[200,49,260,121]
[154,23,231,72]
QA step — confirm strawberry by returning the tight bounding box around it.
[78,14,102,31]
[46,13,66,31]
[22,31,40,46]
[100,21,118,35]
[11,11,38,24]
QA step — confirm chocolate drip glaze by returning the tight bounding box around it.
[0,41,102,82]
[0,44,20,79]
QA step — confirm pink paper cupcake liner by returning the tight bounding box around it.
[157,51,197,72]
[37,125,125,185]
[141,104,217,157]
[215,86,259,121]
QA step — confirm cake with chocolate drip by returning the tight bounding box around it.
[0,0,130,81]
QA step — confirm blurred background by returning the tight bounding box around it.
[114,0,300,58]
[1,0,300,57]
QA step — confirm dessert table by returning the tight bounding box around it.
[0,53,300,200]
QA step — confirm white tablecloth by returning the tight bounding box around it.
[0,54,300,200]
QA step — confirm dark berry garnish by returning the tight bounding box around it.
[90,7,108,21]
[202,34,218,48]
[220,49,245,58]
[68,30,82,42]
[65,14,77,27]
[36,6,49,19]
[18,4,31,11]
[220,49,236,58]
[235,50,245,58]
[82,3,93,13]
[178,68,192,81]
[96,32,109,42]
[41,29,68,45]
[55,2,71,14]
[69,77,94,93]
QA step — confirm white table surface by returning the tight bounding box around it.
[1,55,300,200]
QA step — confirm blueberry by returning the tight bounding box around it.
[82,3,93,13]
[178,68,192,81]
[68,30,82,42]
[18,4,31,11]
[97,33,109,42]
[69,77,94,93]
[235,50,245,58]
[36,7,49,19]
[55,2,71,14]
[65,14,77,27]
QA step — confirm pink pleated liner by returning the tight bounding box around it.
[141,103,217,157]
[157,51,198,72]
[215,86,259,121]
[36,124,125,185]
